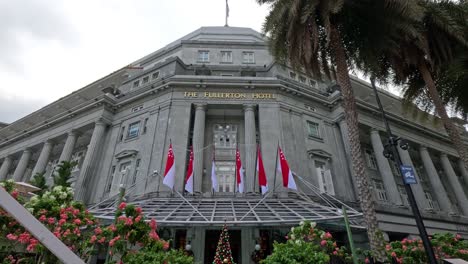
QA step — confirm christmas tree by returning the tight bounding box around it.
[213,224,236,264]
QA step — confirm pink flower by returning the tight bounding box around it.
[320,240,327,247]
[73,219,81,225]
[333,251,338,255]
[125,218,133,226]
[6,233,18,241]
[58,219,66,226]
[118,202,127,210]
[386,244,392,251]
[86,220,93,225]
[11,190,18,199]
[109,224,117,232]
[402,245,407,251]
[324,232,332,239]
[149,230,160,241]
[90,235,97,243]
[39,215,47,222]
[163,241,170,251]
[149,219,157,230]
[135,215,142,223]
[18,232,31,244]
[391,252,397,258]
[117,215,126,222]
[98,237,106,244]
[60,214,68,220]
[136,207,142,214]
[73,209,80,215]
[94,227,102,235]
[365,258,370,264]
[48,217,55,224]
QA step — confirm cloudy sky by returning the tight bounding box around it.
[0,0,270,123]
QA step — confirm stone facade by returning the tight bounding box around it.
[1,26,468,263]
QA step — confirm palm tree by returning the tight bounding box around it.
[349,0,468,171]
[257,0,422,259]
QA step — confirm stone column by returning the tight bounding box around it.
[0,156,13,181]
[458,159,468,187]
[397,147,431,210]
[244,104,256,193]
[12,149,32,182]
[440,153,468,215]
[75,120,107,201]
[370,129,402,205]
[337,118,358,199]
[31,140,54,178]
[419,146,455,213]
[193,104,206,193]
[59,130,78,163]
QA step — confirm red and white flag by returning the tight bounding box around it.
[163,143,176,189]
[277,146,297,190]
[184,146,194,193]
[211,158,218,192]
[235,147,244,193]
[256,146,268,194]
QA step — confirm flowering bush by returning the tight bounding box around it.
[261,221,353,264]
[385,233,468,263]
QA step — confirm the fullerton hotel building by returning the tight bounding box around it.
[1,27,468,263]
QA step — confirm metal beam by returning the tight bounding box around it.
[0,188,85,264]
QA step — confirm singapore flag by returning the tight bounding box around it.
[163,143,176,189]
[184,146,194,193]
[277,146,297,190]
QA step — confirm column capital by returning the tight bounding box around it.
[419,145,428,151]
[440,152,448,158]
[370,128,380,135]
[67,129,80,137]
[243,104,256,112]
[23,148,32,154]
[194,103,207,111]
[95,118,111,127]
[43,139,54,146]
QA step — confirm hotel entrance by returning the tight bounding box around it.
[204,229,241,263]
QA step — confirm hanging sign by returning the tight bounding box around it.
[400,165,417,184]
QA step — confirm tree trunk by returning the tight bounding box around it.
[418,62,468,172]
[329,25,386,261]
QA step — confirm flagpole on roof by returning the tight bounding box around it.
[225,0,229,27]
[272,142,279,194]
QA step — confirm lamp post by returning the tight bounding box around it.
[370,78,437,264]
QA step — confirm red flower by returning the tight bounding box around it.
[149,219,157,230]
[163,241,170,251]
[135,215,142,223]
[90,235,97,244]
[324,232,332,239]
[320,240,327,247]
[125,217,133,226]
[73,219,82,225]
[60,213,68,220]
[6,233,18,241]
[149,230,159,241]
[98,237,106,244]
[48,217,55,224]
[94,227,102,235]
[39,215,47,222]
[58,219,66,226]
[118,202,127,210]
[11,190,18,199]
[18,232,31,244]
[136,207,142,214]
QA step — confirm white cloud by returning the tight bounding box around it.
[0,0,269,122]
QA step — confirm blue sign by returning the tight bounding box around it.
[400,165,417,184]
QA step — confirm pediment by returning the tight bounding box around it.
[115,149,138,160]
[307,149,332,159]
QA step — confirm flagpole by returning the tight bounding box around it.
[234,143,238,195]
[272,142,279,194]
[253,144,259,194]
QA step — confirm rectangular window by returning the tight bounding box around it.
[198,50,210,62]
[221,51,232,63]
[127,121,141,139]
[132,159,140,185]
[365,149,378,169]
[373,180,388,202]
[133,80,140,88]
[398,186,409,206]
[106,166,116,192]
[119,126,125,142]
[424,191,438,210]
[143,118,149,134]
[142,76,149,84]
[119,162,131,185]
[289,72,297,79]
[152,71,160,79]
[315,161,335,195]
[299,76,306,83]
[242,52,255,63]
[307,121,320,138]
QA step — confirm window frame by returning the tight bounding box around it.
[364,149,378,170]
[372,180,388,202]
[142,76,149,84]
[242,51,255,64]
[133,80,140,88]
[306,121,321,138]
[151,71,160,80]
[126,121,141,139]
[220,51,233,63]
[197,50,210,62]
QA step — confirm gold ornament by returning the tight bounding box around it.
[223,258,229,263]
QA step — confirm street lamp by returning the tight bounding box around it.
[370,78,437,264]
